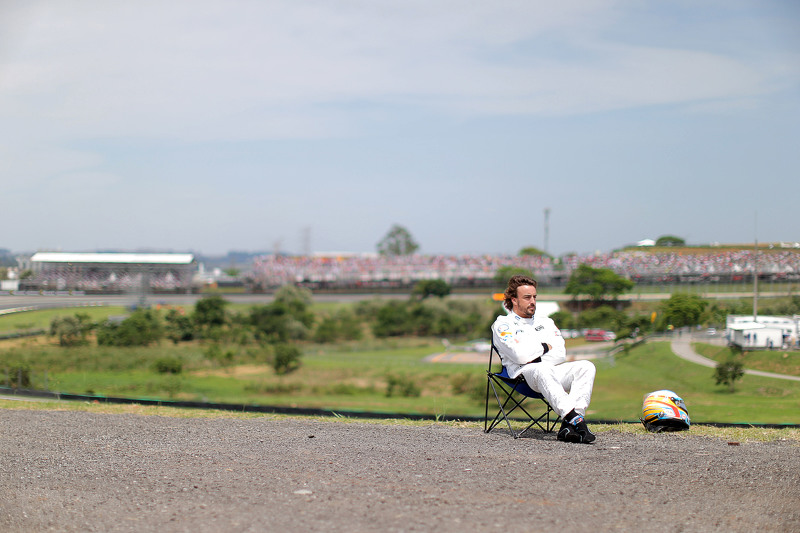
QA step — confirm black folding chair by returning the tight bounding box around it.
[484,343,559,438]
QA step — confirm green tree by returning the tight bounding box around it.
[96,309,164,347]
[273,284,314,328]
[655,235,686,247]
[564,264,634,302]
[519,246,550,257]
[313,309,363,343]
[164,308,195,344]
[412,279,451,299]
[714,355,745,392]
[550,310,576,330]
[49,313,93,347]
[576,305,625,331]
[372,301,415,337]
[249,301,309,343]
[493,265,534,286]
[193,295,228,331]
[377,224,419,256]
[660,293,707,328]
[271,343,302,375]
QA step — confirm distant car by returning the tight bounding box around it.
[585,329,615,342]
[465,339,492,352]
[560,329,579,339]
[707,328,717,336]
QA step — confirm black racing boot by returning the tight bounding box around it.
[557,420,581,443]
[573,417,596,444]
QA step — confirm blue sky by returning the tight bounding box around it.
[1,0,798,257]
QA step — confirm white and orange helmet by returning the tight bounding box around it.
[640,390,690,432]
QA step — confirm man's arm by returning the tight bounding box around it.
[539,317,566,365]
[492,317,549,365]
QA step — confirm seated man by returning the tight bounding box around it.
[492,275,597,443]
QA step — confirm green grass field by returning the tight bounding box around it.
[2,306,799,425]
[0,305,128,334]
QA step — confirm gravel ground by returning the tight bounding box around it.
[1,409,799,533]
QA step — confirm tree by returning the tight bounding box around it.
[313,309,363,343]
[412,279,451,299]
[193,295,228,331]
[660,293,707,328]
[493,265,534,286]
[271,343,302,375]
[273,284,314,328]
[96,309,164,347]
[49,313,93,347]
[249,301,310,343]
[714,356,744,392]
[564,264,634,301]
[377,224,419,256]
[656,235,686,247]
[518,246,550,257]
[164,308,195,344]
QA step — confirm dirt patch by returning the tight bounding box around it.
[191,364,270,378]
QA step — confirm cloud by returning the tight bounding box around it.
[0,0,790,144]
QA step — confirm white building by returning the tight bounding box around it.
[726,315,800,349]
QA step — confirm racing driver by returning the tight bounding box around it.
[492,275,597,443]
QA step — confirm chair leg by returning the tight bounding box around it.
[485,374,559,437]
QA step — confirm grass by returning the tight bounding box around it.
[693,343,800,376]
[3,336,800,425]
[591,342,800,424]
[0,305,127,334]
[2,305,800,426]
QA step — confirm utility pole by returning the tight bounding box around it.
[544,208,550,255]
[753,212,759,322]
[301,226,311,256]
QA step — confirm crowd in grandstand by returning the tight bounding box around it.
[14,248,800,293]
[22,270,192,293]
[249,249,800,289]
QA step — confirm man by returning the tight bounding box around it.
[492,275,597,443]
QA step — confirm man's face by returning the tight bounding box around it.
[511,284,537,318]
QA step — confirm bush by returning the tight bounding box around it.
[49,313,93,347]
[313,309,364,343]
[4,363,32,388]
[164,308,194,344]
[450,373,485,403]
[193,295,228,330]
[204,343,235,367]
[271,343,302,376]
[273,285,314,327]
[714,356,745,392]
[385,373,421,397]
[412,279,452,299]
[96,309,163,347]
[373,301,414,337]
[152,356,183,375]
[250,302,310,343]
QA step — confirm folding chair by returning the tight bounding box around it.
[484,343,559,438]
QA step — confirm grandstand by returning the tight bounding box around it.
[247,248,800,291]
[21,252,197,294]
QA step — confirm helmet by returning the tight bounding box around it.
[640,390,690,432]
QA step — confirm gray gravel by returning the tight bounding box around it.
[1,409,799,532]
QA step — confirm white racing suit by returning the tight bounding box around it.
[492,311,595,419]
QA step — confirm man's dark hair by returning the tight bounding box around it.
[503,275,537,310]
